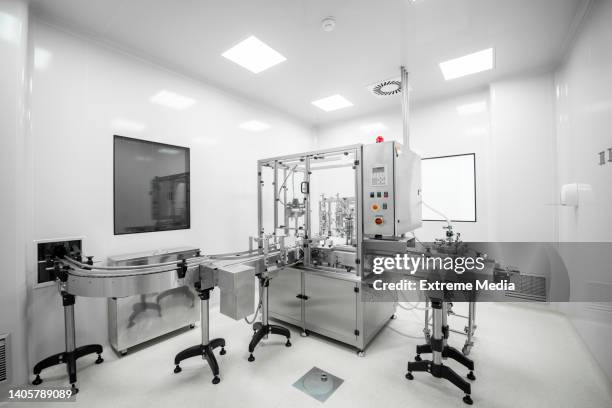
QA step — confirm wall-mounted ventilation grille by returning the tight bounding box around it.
[0,334,7,383]
[366,77,402,98]
[505,275,547,302]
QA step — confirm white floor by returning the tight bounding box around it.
[12,303,612,408]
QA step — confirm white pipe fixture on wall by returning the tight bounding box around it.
[560,183,593,207]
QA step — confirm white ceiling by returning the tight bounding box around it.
[30,0,583,126]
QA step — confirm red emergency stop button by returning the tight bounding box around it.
[375,217,384,225]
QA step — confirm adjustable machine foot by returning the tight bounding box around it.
[407,360,473,405]
[173,338,226,384]
[32,344,103,387]
[247,324,291,362]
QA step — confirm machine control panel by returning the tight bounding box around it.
[371,165,387,186]
[363,141,422,237]
[363,143,395,236]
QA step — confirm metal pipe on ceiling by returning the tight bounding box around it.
[401,66,410,148]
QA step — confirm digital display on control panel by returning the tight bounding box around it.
[371,166,387,186]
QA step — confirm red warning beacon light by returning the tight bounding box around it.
[375,136,384,143]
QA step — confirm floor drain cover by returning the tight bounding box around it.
[293,367,344,402]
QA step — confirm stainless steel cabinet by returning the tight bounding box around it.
[268,267,302,327]
[107,247,200,355]
[268,267,395,352]
[304,273,357,346]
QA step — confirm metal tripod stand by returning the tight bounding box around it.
[173,282,226,384]
[31,286,103,393]
[406,298,476,405]
[248,274,291,362]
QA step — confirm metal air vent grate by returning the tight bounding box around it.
[366,77,403,98]
[0,334,7,383]
[505,274,547,302]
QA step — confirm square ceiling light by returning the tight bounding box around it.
[311,94,353,112]
[239,120,271,132]
[439,48,494,80]
[222,36,286,74]
[150,90,196,110]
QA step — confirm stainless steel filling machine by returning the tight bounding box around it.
[259,139,422,355]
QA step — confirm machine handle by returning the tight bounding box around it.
[300,181,309,194]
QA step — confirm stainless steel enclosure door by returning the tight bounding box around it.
[268,267,302,327]
[304,273,358,346]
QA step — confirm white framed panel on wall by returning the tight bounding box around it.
[421,153,476,222]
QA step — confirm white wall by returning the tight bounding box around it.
[554,0,612,382]
[25,20,314,373]
[0,0,29,394]
[489,74,558,242]
[316,75,558,244]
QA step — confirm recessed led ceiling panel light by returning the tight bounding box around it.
[222,36,287,74]
[311,94,353,112]
[439,48,494,80]
[456,101,487,115]
[239,120,271,132]
[150,90,196,110]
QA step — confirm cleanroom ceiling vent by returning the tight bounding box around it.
[366,77,402,98]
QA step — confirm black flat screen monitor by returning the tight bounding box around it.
[114,135,190,235]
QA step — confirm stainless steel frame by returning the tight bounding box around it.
[260,143,420,354]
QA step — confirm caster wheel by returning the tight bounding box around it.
[120,351,128,356]
[32,375,42,386]
[414,355,422,362]
[174,365,182,374]
[248,354,255,362]
[467,371,476,381]
[463,395,473,405]
[357,351,365,357]
[391,314,397,320]
[220,348,226,355]
[189,324,196,329]
[405,372,414,380]
[71,384,79,395]
[212,376,220,385]
[300,331,308,337]
[95,355,104,364]
[285,340,292,347]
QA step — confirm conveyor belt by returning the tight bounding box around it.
[54,248,294,298]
